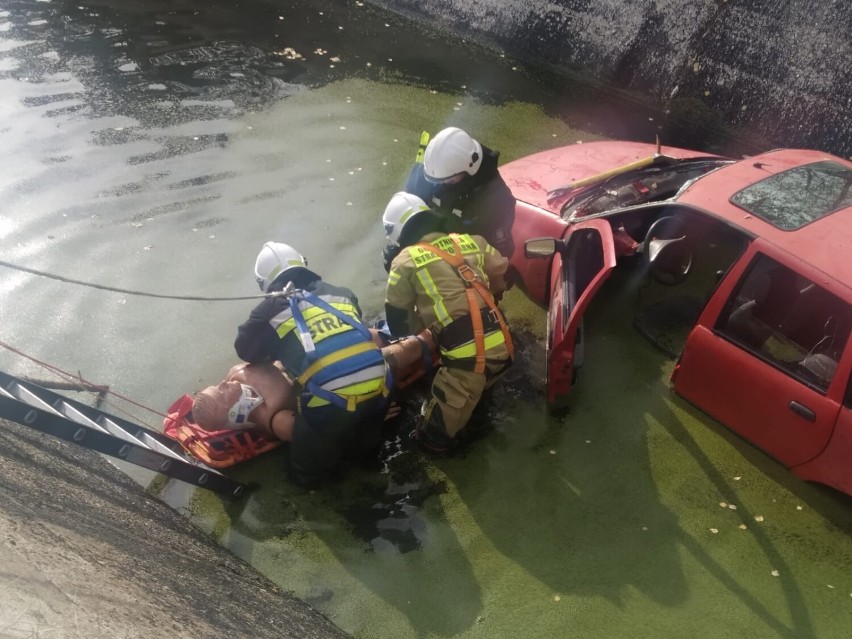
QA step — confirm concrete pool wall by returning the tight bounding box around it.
[370,0,852,157]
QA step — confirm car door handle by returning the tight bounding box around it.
[789,400,816,422]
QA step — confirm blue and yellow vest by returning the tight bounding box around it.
[269,289,390,411]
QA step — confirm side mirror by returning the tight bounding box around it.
[525,237,560,258]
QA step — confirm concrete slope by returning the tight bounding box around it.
[0,418,350,639]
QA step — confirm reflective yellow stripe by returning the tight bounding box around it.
[407,234,480,268]
[416,268,452,326]
[297,342,378,386]
[442,330,506,360]
[305,377,386,408]
[273,302,361,339]
[388,270,401,286]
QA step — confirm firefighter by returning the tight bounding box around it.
[382,192,515,452]
[234,242,433,484]
[403,126,516,260]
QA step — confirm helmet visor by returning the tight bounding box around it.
[424,170,467,185]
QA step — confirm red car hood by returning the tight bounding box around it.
[499,140,719,211]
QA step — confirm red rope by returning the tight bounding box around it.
[0,338,168,425]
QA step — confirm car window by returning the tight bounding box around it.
[715,254,852,392]
[730,161,852,230]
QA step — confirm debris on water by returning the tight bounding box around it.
[553,596,561,602]
[728,504,737,510]
[738,524,747,530]
[719,502,728,508]
[755,515,764,522]
[827,585,835,589]
[641,526,648,531]
[796,505,803,511]
[584,439,591,444]
[709,528,718,534]
[771,570,780,577]
[275,47,303,60]
[143,245,153,250]
[476,616,484,623]
[549,450,556,455]
[733,476,741,481]
[315,48,327,56]
[131,222,143,228]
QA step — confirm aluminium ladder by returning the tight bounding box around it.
[0,370,246,498]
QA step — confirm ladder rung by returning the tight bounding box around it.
[54,400,110,434]
[8,384,63,416]
[136,430,192,462]
[96,415,146,446]
[0,371,247,497]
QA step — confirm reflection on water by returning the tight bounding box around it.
[2,2,852,638]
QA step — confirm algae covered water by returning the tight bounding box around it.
[1,1,851,637]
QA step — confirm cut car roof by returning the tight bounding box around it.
[675,148,852,289]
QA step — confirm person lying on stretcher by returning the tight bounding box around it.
[190,328,436,442]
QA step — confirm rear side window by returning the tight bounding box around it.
[730,161,852,230]
[716,254,851,392]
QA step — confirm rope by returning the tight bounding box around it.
[0,259,282,301]
[1,338,168,428]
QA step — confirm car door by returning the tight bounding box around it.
[546,218,616,403]
[673,243,851,467]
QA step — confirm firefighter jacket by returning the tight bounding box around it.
[385,232,512,368]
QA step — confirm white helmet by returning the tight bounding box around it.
[423,127,483,183]
[382,192,430,246]
[254,242,308,292]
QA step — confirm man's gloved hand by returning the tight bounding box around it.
[382,244,401,273]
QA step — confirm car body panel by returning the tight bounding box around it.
[500,140,716,212]
[673,241,843,466]
[545,218,617,402]
[505,140,852,496]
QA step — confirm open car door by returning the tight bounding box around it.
[544,218,617,402]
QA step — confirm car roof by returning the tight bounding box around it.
[675,148,852,289]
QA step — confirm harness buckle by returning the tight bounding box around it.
[456,263,478,286]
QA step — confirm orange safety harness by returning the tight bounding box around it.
[414,233,514,374]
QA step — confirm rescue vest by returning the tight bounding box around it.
[413,233,514,374]
[269,289,391,411]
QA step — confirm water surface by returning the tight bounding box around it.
[1,1,850,638]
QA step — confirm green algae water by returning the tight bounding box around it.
[1,1,850,637]
[184,79,852,638]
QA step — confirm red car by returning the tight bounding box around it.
[502,140,852,497]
